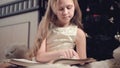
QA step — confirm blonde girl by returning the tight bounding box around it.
[29,0,87,63]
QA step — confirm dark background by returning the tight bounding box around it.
[78,0,120,60]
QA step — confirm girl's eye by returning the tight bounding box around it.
[58,5,73,11]
[59,8,64,11]
[67,6,72,9]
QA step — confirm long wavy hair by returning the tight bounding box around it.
[28,0,83,59]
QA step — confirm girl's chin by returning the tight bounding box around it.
[61,19,70,23]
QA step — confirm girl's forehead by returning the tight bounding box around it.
[56,0,74,6]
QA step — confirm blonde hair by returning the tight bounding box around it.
[28,0,83,58]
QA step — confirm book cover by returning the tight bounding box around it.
[52,58,96,65]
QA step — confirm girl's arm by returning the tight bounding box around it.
[75,28,87,59]
[35,38,61,63]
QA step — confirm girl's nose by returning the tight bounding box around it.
[63,8,68,15]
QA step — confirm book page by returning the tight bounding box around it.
[9,59,41,66]
[12,59,38,63]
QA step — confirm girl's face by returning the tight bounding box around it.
[55,0,75,26]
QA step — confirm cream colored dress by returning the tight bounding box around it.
[46,24,78,52]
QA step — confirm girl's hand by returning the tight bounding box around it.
[59,49,79,59]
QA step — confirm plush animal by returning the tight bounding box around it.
[5,44,28,59]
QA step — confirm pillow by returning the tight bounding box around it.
[113,46,120,61]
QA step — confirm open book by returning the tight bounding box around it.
[1,58,96,67]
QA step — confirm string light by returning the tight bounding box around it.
[86,6,90,12]
[110,5,114,10]
[108,17,114,23]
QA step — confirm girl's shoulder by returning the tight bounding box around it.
[76,28,86,38]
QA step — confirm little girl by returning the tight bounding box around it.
[29,0,87,63]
